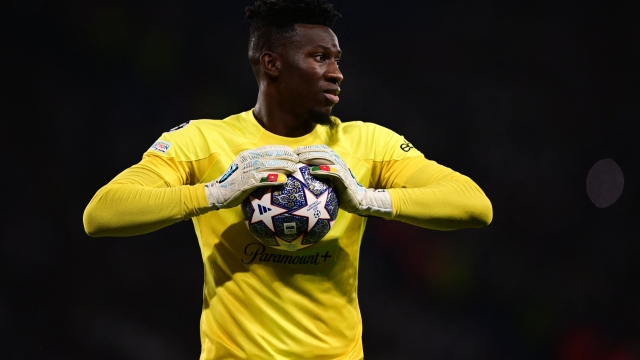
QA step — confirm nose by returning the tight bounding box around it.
[326,60,343,85]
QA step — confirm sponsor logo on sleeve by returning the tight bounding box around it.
[400,140,414,152]
[149,140,172,153]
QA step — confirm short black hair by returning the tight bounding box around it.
[245,0,341,66]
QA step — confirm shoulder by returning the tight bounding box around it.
[145,112,254,161]
[330,118,399,139]
[338,120,396,138]
[330,119,422,160]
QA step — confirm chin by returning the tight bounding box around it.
[307,108,336,129]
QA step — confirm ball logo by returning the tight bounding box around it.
[307,200,322,218]
[257,204,272,215]
[284,223,297,235]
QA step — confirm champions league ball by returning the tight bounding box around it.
[241,163,339,251]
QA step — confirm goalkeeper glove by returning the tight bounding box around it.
[294,145,393,218]
[204,145,298,210]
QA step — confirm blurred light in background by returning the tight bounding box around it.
[586,159,624,208]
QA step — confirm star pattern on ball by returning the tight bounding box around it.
[274,234,314,251]
[292,187,332,232]
[248,189,288,232]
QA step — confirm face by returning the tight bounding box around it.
[276,24,343,125]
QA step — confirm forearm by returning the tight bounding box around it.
[386,175,492,230]
[83,157,212,237]
[83,182,210,237]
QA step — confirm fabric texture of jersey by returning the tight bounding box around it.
[84,110,492,360]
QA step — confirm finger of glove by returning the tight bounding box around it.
[253,159,299,174]
[229,175,284,208]
[308,165,349,185]
[308,166,362,212]
[293,144,330,155]
[310,164,363,192]
[254,173,288,186]
[297,150,342,166]
[223,176,285,208]
[239,146,298,162]
[240,171,288,198]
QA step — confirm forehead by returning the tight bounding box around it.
[289,24,341,52]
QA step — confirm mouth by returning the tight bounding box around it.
[322,88,340,104]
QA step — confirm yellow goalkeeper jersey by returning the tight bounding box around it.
[84,110,492,360]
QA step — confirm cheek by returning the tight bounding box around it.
[280,59,323,98]
[284,70,320,96]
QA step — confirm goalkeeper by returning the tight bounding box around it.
[83,1,492,359]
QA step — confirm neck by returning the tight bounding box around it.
[253,90,317,138]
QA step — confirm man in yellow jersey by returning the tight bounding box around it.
[83,0,493,359]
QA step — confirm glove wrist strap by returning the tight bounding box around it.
[204,182,223,210]
[358,189,393,219]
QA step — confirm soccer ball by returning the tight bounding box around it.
[241,163,339,251]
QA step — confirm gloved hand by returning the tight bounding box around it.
[205,145,298,210]
[294,145,393,218]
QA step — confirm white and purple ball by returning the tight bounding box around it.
[241,163,339,251]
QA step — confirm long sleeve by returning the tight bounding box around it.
[83,157,211,237]
[381,156,493,230]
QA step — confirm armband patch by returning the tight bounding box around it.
[149,140,172,154]
[169,121,191,132]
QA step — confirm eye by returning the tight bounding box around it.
[335,58,341,65]
[314,54,326,62]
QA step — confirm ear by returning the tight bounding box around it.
[260,52,280,77]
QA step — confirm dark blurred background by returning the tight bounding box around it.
[2,0,639,359]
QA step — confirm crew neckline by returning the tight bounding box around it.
[244,109,321,141]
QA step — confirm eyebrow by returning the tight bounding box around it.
[314,45,342,55]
